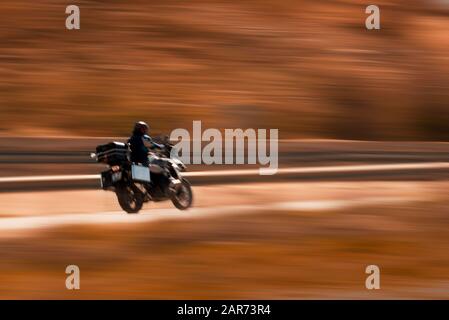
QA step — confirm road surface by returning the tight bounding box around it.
[0,138,448,299]
[0,179,448,299]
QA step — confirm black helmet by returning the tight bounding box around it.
[134,121,149,134]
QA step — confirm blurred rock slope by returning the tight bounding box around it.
[0,0,447,139]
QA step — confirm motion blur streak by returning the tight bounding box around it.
[1,162,448,183]
[0,0,448,139]
[0,181,448,299]
[183,162,449,176]
[0,0,448,299]
[0,174,100,183]
[0,197,413,234]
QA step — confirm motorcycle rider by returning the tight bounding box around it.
[128,121,167,173]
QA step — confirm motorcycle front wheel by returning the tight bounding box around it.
[115,183,144,214]
[170,179,193,210]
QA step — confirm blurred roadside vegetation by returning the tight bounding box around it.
[0,0,447,139]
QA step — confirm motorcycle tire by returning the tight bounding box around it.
[115,183,144,214]
[170,178,193,210]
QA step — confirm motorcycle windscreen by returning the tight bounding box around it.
[131,164,151,183]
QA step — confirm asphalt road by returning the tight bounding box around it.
[0,137,448,191]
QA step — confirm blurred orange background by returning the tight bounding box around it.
[1,1,449,299]
[0,0,447,139]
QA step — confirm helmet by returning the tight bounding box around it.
[134,121,149,134]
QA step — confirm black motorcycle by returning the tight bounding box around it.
[92,137,193,214]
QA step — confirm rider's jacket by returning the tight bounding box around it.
[127,132,164,166]
[128,131,150,165]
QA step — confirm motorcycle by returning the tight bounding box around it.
[92,136,193,214]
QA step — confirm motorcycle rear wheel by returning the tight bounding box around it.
[115,183,144,214]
